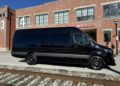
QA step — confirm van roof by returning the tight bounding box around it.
[16,27,79,31]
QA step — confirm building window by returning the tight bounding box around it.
[104,31,111,42]
[18,17,23,27]
[103,2,120,18]
[35,14,48,26]
[118,30,120,41]
[54,11,69,24]
[76,7,94,21]
[3,13,5,17]
[24,16,30,26]
[0,14,2,17]
[0,13,6,18]
[18,16,30,27]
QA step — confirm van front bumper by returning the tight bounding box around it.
[106,55,116,66]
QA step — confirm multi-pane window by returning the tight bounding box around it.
[76,7,94,21]
[18,16,30,27]
[24,16,30,26]
[35,14,48,26]
[104,31,111,42]
[103,2,120,18]
[0,13,7,18]
[54,11,69,24]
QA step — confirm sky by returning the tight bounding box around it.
[0,0,56,9]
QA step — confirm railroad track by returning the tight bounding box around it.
[0,68,119,86]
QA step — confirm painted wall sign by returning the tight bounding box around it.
[0,20,5,29]
[76,22,95,28]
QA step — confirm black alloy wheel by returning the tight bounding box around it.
[89,56,104,70]
[26,53,37,65]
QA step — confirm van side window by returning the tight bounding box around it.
[50,33,70,46]
[36,32,49,45]
[73,33,90,46]
[14,31,34,47]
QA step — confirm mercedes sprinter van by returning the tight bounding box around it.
[12,27,116,70]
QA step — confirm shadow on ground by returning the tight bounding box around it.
[19,58,86,68]
[106,66,120,75]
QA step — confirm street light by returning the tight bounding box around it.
[114,21,119,55]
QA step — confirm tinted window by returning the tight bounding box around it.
[104,31,111,42]
[50,33,70,46]
[73,33,91,46]
[36,31,49,45]
[14,31,34,47]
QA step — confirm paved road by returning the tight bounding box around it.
[0,52,120,78]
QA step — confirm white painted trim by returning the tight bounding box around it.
[53,9,70,13]
[102,29,112,31]
[17,15,31,18]
[101,0,120,5]
[117,28,120,30]
[74,4,96,10]
[34,12,49,15]
[0,48,8,51]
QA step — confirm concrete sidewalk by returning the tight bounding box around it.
[0,52,120,81]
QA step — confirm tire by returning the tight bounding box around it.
[89,56,104,70]
[26,53,37,65]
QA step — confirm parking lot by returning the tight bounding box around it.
[0,52,120,80]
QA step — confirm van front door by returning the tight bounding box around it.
[71,33,94,64]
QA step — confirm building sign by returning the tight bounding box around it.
[76,22,95,28]
[0,20,5,29]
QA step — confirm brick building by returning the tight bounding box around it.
[1,0,120,51]
[0,6,15,51]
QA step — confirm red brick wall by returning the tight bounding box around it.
[0,7,15,51]
[0,7,8,50]
[15,0,120,46]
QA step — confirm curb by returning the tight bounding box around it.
[0,64,120,81]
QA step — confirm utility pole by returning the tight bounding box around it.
[114,21,119,55]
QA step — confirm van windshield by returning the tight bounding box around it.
[83,32,97,44]
[73,33,95,46]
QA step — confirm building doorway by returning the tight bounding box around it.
[84,29,96,41]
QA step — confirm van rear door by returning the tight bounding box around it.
[45,31,74,63]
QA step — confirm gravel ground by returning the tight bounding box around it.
[0,69,119,86]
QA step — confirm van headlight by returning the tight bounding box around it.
[104,49,109,53]
[104,49,112,53]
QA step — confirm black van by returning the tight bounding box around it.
[11,27,116,70]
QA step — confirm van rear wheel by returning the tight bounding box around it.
[26,54,37,65]
[89,56,104,70]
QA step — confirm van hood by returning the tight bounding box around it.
[95,44,112,53]
[96,44,110,50]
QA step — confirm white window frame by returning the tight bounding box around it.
[54,10,69,24]
[17,15,30,28]
[35,13,48,26]
[103,29,112,42]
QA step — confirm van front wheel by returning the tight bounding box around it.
[26,54,37,65]
[89,56,104,70]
